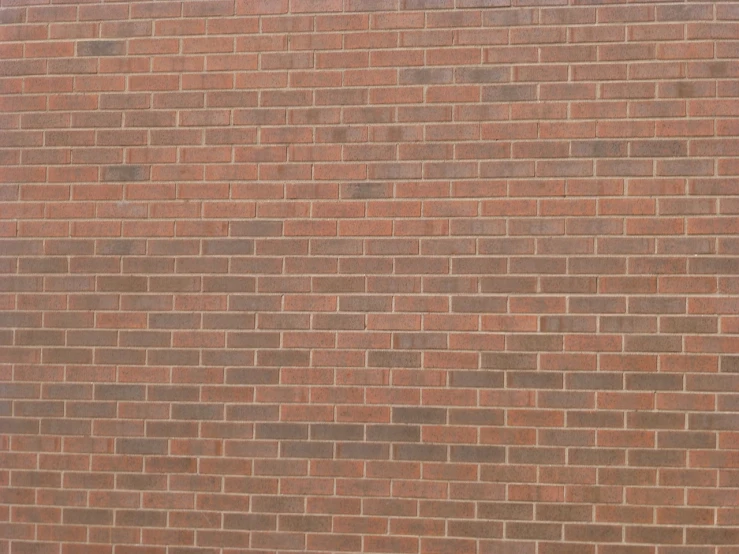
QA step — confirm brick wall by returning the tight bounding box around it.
[1,0,739,552]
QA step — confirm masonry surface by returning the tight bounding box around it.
[1,0,739,553]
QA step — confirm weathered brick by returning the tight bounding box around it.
[101,165,149,182]
[77,40,126,57]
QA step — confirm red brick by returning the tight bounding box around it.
[0,3,735,551]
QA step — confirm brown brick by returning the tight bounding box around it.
[368,351,421,368]
[77,40,125,57]
[227,405,279,422]
[450,445,505,463]
[337,442,390,460]
[393,444,447,462]
[281,441,333,459]
[64,508,113,526]
[687,528,739,545]
[116,510,167,527]
[311,423,363,441]
[172,404,223,421]
[102,165,149,182]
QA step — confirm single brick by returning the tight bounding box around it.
[102,165,149,182]
[77,40,126,57]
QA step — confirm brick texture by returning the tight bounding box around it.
[1,0,739,552]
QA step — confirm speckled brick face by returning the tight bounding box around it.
[1,0,739,553]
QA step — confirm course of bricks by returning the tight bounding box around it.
[1,0,739,552]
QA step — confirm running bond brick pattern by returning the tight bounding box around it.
[1,0,739,553]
